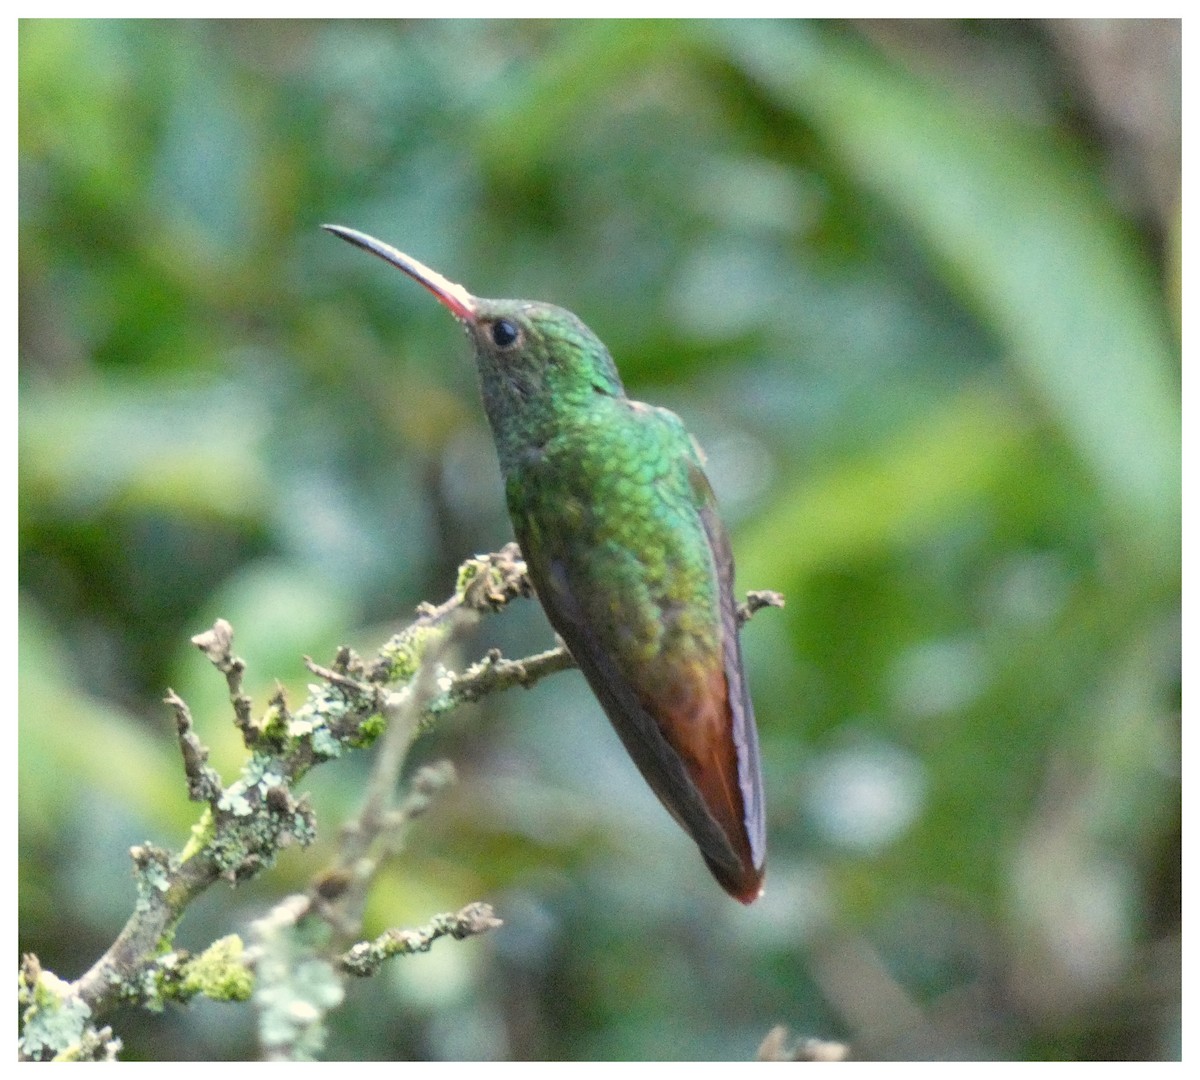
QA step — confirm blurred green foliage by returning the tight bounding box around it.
[19,18,1179,1061]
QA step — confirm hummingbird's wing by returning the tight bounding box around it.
[688,458,768,881]
[507,403,765,902]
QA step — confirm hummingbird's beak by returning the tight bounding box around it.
[322,225,477,321]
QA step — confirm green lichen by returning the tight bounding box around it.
[180,807,216,863]
[136,963,168,1012]
[217,782,253,817]
[18,969,92,1061]
[310,725,342,760]
[218,754,284,817]
[49,1026,121,1062]
[143,860,170,895]
[208,830,249,875]
[259,700,289,743]
[133,853,172,914]
[292,685,351,729]
[289,684,355,759]
[242,754,272,786]
[455,558,483,596]
[346,711,386,748]
[377,624,433,684]
[155,923,180,958]
[180,936,253,1002]
[290,809,317,847]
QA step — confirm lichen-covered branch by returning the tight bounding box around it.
[340,903,504,977]
[424,644,576,724]
[17,547,534,1060]
[242,612,483,1060]
[17,542,782,1061]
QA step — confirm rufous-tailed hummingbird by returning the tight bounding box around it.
[325,225,766,903]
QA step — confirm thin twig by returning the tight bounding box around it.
[340,903,504,977]
[191,619,256,745]
[738,589,786,626]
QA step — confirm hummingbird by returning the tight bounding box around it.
[325,225,766,903]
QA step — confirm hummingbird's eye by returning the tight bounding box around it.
[490,319,521,349]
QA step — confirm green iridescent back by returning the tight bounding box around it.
[506,397,721,680]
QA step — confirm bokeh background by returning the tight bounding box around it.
[18,18,1180,1061]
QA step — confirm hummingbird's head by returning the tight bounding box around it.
[463,297,625,408]
[324,224,625,418]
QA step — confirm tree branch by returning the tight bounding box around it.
[18,543,783,1060]
[340,903,504,977]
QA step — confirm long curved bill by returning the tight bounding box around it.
[322,224,477,321]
